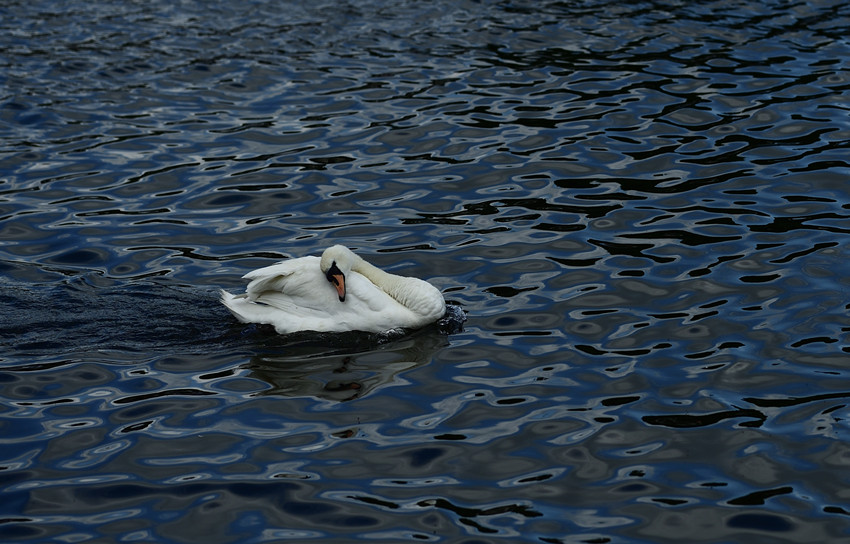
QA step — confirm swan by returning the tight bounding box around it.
[220,245,446,334]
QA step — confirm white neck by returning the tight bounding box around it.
[351,255,442,317]
[352,256,405,298]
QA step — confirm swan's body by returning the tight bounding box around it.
[220,245,446,334]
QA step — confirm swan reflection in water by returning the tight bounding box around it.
[245,328,452,402]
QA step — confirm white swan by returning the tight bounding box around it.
[220,245,446,334]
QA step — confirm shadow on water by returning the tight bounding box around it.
[247,329,450,402]
[0,273,230,357]
[235,303,465,401]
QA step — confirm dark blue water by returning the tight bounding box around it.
[2,0,850,542]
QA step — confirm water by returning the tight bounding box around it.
[2,0,850,542]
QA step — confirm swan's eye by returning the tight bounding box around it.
[326,262,342,284]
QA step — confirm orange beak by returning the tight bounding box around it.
[331,273,346,302]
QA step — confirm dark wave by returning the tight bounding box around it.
[2,0,850,542]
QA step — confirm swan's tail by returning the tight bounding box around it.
[219,289,252,323]
[221,289,297,328]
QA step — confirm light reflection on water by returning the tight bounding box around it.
[2,0,850,542]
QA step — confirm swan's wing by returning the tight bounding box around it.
[241,257,321,302]
[222,256,346,332]
[241,256,351,318]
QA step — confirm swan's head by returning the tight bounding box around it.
[320,245,357,302]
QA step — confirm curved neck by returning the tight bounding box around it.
[352,257,402,295]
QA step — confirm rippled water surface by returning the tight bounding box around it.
[2,0,850,542]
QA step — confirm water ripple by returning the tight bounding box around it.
[2,0,850,542]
